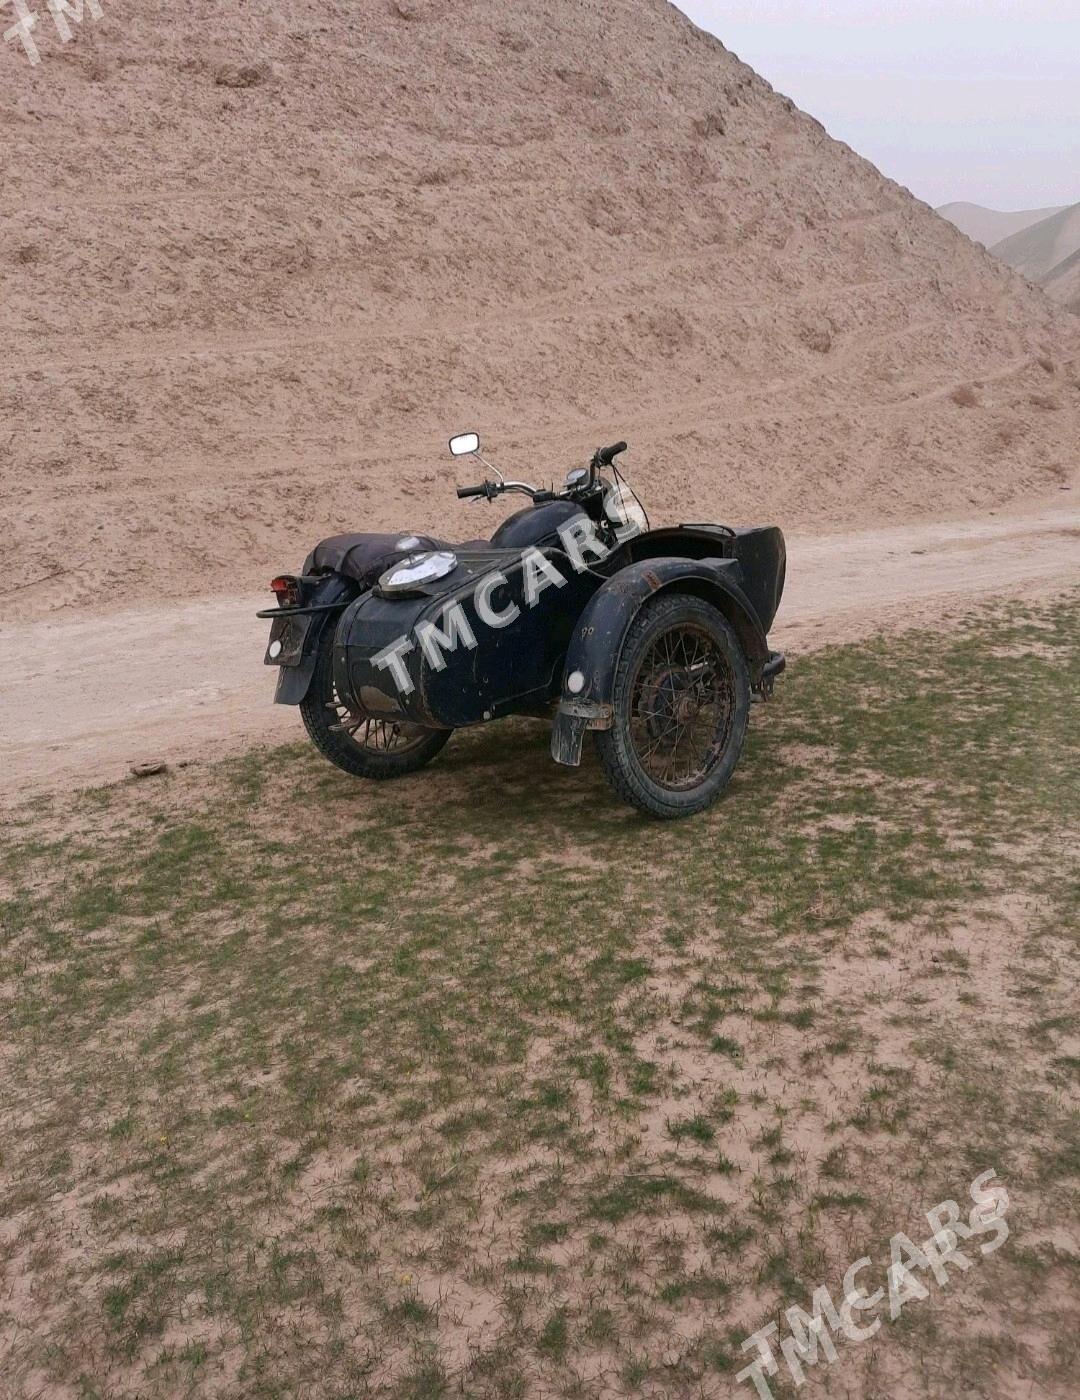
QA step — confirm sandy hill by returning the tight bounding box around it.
[937,201,1067,249]
[4,0,1079,617]
[1044,248,1080,314]
[991,202,1080,284]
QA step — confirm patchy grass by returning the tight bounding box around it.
[1,594,1078,1398]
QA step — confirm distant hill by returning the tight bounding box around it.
[991,203,1080,284]
[937,202,1067,248]
[1043,247,1080,314]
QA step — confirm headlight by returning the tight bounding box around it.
[378,550,458,594]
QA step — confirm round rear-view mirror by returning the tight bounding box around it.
[449,432,480,457]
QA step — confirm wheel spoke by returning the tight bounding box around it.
[332,691,434,756]
[626,621,736,791]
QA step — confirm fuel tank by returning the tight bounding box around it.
[491,499,584,550]
[333,543,599,729]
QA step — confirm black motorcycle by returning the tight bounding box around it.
[260,436,785,819]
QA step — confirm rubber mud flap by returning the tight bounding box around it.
[551,711,590,767]
[274,651,318,705]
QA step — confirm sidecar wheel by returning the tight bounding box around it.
[594,593,750,820]
[299,629,451,780]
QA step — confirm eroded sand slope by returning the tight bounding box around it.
[3,0,1079,619]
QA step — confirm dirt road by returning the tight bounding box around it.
[2,506,1076,804]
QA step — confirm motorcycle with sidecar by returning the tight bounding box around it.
[260,436,786,819]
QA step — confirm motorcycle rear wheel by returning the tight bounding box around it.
[594,593,750,819]
[300,628,451,780]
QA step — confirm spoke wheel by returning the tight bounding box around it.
[300,627,451,780]
[628,623,736,791]
[326,693,442,759]
[595,594,750,819]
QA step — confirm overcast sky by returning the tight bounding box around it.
[676,0,1080,211]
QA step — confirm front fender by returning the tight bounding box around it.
[550,557,769,767]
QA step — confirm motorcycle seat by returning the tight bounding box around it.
[304,532,491,587]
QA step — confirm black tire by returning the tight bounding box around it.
[594,593,750,819]
[299,626,451,780]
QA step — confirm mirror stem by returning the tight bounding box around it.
[472,448,503,482]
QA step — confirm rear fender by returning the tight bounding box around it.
[550,557,769,767]
[267,574,359,706]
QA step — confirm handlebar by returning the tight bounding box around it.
[457,479,556,503]
[595,441,627,467]
[456,442,629,504]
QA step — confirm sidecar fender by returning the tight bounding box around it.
[550,557,770,767]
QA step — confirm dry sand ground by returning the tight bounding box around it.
[2,590,1077,1400]
[2,499,1076,802]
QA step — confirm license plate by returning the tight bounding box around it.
[264,614,312,666]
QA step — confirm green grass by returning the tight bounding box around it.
[0,592,1077,1398]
